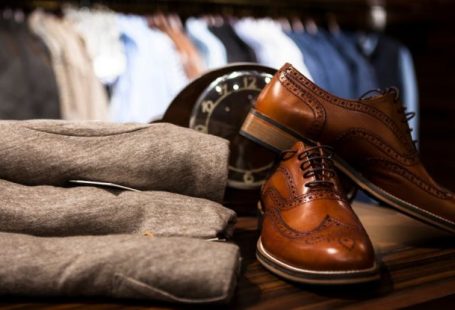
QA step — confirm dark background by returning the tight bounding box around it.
[5,0,455,190]
[383,0,455,192]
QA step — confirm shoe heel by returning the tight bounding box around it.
[240,110,299,153]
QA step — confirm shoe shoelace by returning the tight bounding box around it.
[359,87,418,147]
[281,145,336,189]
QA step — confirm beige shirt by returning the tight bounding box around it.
[29,11,108,121]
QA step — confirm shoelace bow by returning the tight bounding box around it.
[281,145,336,188]
[359,87,418,146]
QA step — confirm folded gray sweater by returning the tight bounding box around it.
[0,120,229,202]
[0,233,240,303]
[0,179,236,239]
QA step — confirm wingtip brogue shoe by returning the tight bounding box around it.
[241,63,455,234]
[257,141,379,284]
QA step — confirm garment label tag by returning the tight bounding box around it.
[68,180,141,192]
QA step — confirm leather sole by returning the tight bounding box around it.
[256,238,380,285]
[241,109,455,234]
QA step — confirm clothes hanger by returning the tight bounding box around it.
[221,5,235,24]
[168,13,183,31]
[327,12,340,34]
[275,17,292,32]
[205,14,216,27]
[149,11,172,33]
[14,9,25,23]
[291,16,305,33]
[213,14,224,27]
[153,11,204,79]
[2,7,13,20]
[304,17,318,35]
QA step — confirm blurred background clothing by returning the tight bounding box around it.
[0,6,418,140]
[0,15,60,119]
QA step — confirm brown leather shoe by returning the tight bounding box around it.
[241,63,455,234]
[257,141,379,284]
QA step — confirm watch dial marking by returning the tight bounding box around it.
[243,76,257,89]
[201,100,215,113]
[190,71,274,189]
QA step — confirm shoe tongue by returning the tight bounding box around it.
[359,88,396,111]
[359,87,397,101]
[291,141,326,161]
[363,90,416,152]
[359,89,384,100]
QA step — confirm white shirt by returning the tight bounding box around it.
[64,7,127,85]
[233,18,313,80]
[110,15,188,123]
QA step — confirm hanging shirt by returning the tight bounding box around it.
[110,15,187,123]
[287,31,331,92]
[29,11,69,118]
[185,17,228,70]
[64,7,127,85]
[303,30,353,99]
[28,11,108,120]
[398,46,419,141]
[357,33,419,141]
[0,17,60,119]
[208,23,257,63]
[233,18,313,80]
[328,31,378,98]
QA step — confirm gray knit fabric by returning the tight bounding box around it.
[0,179,236,238]
[0,233,240,303]
[0,120,229,202]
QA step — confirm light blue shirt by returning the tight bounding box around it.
[357,33,419,142]
[233,18,313,80]
[399,46,419,141]
[185,17,228,70]
[110,15,187,123]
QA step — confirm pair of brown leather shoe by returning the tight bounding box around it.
[240,63,455,284]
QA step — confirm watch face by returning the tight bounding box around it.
[190,71,275,189]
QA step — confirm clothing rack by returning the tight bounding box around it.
[5,0,373,11]
[1,0,441,33]
[3,0,418,31]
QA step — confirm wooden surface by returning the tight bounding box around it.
[0,202,454,309]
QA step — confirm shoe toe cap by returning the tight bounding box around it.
[261,221,376,272]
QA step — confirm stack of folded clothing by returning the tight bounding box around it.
[0,121,240,304]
